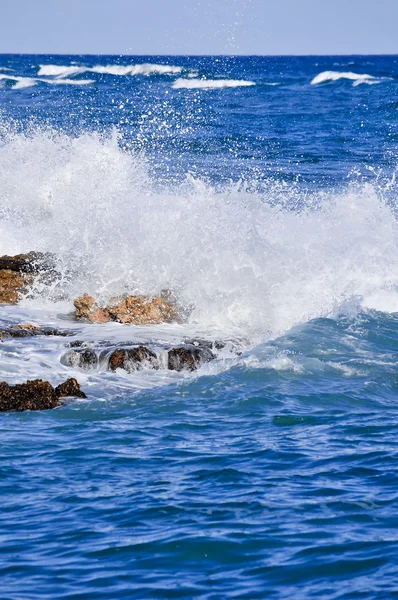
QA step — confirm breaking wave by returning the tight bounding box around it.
[0,74,94,89]
[38,63,183,78]
[172,78,255,89]
[311,70,387,86]
[0,128,398,339]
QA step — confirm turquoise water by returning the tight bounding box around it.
[1,55,398,598]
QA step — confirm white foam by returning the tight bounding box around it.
[172,78,255,89]
[311,70,384,86]
[0,74,94,89]
[38,63,183,78]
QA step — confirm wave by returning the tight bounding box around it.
[1,128,398,340]
[172,78,255,89]
[38,63,183,78]
[311,70,385,86]
[0,74,94,89]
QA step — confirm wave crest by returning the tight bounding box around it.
[38,63,183,78]
[311,70,385,86]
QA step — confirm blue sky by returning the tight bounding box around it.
[2,0,397,55]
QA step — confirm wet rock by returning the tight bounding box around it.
[0,252,55,273]
[55,378,87,399]
[108,346,159,372]
[0,252,57,304]
[74,294,111,323]
[168,346,215,372]
[0,377,86,412]
[0,324,71,339]
[64,349,98,370]
[0,270,28,304]
[74,293,179,325]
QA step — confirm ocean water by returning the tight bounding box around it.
[1,54,398,599]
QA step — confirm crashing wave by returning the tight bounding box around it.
[1,128,398,338]
[38,64,183,78]
[172,78,255,90]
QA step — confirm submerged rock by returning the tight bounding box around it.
[0,378,86,412]
[108,346,159,372]
[167,345,215,372]
[0,324,71,339]
[0,252,57,304]
[74,293,179,325]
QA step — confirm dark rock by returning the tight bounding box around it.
[108,346,159,372]
[64,349,98,370]
[0,377,86,412]
[55,378,87,399]
[167,346,215,372]
[0,252,55,274]
[0,324,71,340]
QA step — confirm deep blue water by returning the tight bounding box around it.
[1,55,398,599]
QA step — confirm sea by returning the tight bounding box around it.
[0,54,398,599]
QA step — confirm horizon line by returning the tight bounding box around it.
[0,52,397,58]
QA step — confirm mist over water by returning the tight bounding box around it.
[1,54,398,599]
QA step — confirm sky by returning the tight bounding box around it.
[2,0,397,55]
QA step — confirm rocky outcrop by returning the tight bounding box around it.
[0,252,56,304]
[0,378,86,412]
[63,340,216,374]
[74,293,179,325]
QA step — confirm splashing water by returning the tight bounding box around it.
[0,128,397,340]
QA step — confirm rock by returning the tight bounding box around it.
[0,325,71,339]
[74,293,179,325]
[0,377,86,412]
[168,346,215,372]
[108,346,159,372]
[64,349,98,370]
[0,252,57,304]
[0,252,55,273]
[74,294,111,323]
[55,378,87,399]
[0,269,28,304]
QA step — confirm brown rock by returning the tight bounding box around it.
[74,293,179,325]
[0,252,57,304]
[0,270,28,304]
[108,346,159,372]
[15,323,42,331]
[0,377,86,412]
